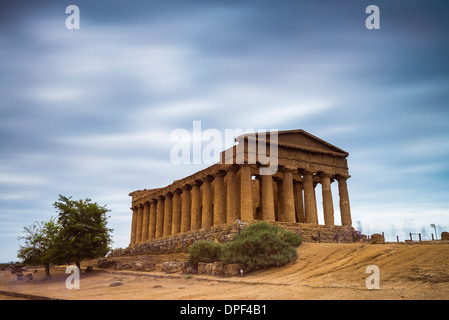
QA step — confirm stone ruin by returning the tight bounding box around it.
[126,129,355,251]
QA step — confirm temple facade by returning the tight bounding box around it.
[128,129,352,246]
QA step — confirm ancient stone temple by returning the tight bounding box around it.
[128,129,353,247]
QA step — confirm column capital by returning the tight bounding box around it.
[173,188,182,195]
[213,170,226,178]
[336,174,351,181]
[157,195,165,201]
[318,171,333,179]
[191,179,203,187]
[224,164,239,173]
[281,166,296,173]
[202,175,214,183]
[299,168,315,176]
[164,191,173,198]
[181,184,192,191]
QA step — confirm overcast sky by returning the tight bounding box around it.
[1,0,448,262]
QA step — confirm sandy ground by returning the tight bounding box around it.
[1,242,448,300]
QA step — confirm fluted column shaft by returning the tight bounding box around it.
[142,202,150,242]
[213,172,226,225]
[239,165,253,220]
[226,166,238,223]
[275,178,284,221]
[261,173,275,221]
[303,170,318,224]
[293,181,305,222]
[155,196,165,238]
[320,173,335,226]
[130,207,138,246]
[201,176,213,228]
[337,176,352,226]
[181,185,191,233]
[171,190,182,235]
[136,205,144,243]
[190,181,202,231]
[149,199,157,240]
[282,168,296,222]
[163,193,173,237]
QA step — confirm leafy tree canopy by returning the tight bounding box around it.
[52,195,113,266]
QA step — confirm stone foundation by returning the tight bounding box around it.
[109,221,358,257]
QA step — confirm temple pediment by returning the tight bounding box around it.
[276,129,348,157]
[239,129,348,157]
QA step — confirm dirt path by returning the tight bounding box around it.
[1,242,448,300]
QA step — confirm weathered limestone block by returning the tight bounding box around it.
[212,262,224,276]
[182,262,196,274]
[161,261,184,273]
[441,231,449,240]
[370,233,385,244]
[143,261,157,272]
[224,264,240,277]
[205,263,214,275]
[115,262,133,270]
[198,262,207,274]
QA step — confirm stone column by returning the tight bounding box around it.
[273,179,279,221]
[190,180,202,231]
[293,181,305,223]
[136,204,144,243]
[303,170,318,224]
[239,164,254,220]
[163,192,173,237]
[337,175,352,226]
[261,173,275,221]
[155,196,165,238]
[282,167,296,222]
[320,173,335,226]
[142,202,150,242]
[201,176,213,228]
[275,178,284,222]
[181,185,191,233]
[130,207,138,246]
[171,189,182,235]
[226,166,238,223]
[148,199,157,240]
[213,171,226,225]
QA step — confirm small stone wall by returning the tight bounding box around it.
[109,221,358,257]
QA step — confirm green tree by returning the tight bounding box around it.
[17,217,61,277]
[52,195,113,269]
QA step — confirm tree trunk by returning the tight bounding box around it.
[44,263,51,278]
[76,261,81,271]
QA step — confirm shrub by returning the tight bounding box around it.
[188,241,223,268]
[187,222,302,273]
[221,222,302,273]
